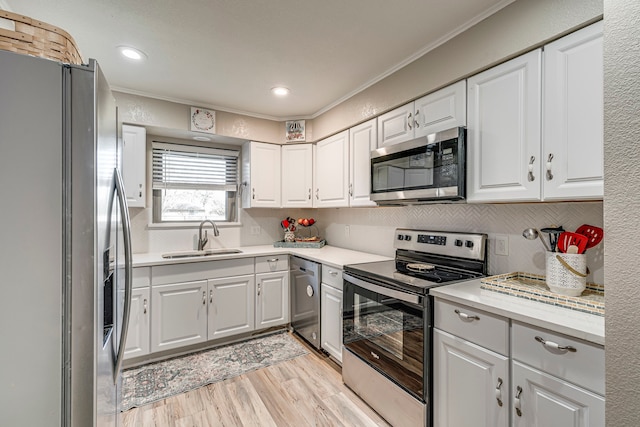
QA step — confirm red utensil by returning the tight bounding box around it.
[575,224,604,249]
[557,232,589,254]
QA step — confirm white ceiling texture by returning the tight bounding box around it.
[4,0,513,120]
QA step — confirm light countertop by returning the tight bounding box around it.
[132,244,392,270]
[430,279,605,346]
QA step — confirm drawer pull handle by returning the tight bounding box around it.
[495,377,503,407]
[454,309,480,321]
[268,258,279,263]
[515,386,523,417]
[370,351,380,360]
[535,336,577,353]
[329,270,338,276]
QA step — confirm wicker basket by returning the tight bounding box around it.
[0,9,82,64]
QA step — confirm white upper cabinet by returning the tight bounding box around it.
[377,102,415,148]
[414,80,467,138]
[349,118,377,207]
[314,130,350,207]
[467,21,603,203]
[467,49,543,203]
[281,144,313,208]
[542,21,603,201]
[377,81,467,148]
[241,141,281,208]
[121,124,146,208]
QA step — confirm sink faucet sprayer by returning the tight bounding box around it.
[198,220,219,250]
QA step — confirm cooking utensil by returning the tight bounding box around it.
[540,226,565,252]
[557,231,589,254]
[575,224,604,249]
[522,228,551,252]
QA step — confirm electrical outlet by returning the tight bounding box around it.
[345,225,350,238]
[250,226,261,235]
[495,234,509,256]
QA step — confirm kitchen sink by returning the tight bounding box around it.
[161,248,243,259]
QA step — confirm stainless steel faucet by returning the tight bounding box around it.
[197,219,219,250]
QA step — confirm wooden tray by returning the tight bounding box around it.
[480,272,604,316]
[273,239,326,249]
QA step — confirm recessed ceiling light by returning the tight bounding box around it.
[271,87,290,97]
[193,136,211,142]
[118,46,147,61]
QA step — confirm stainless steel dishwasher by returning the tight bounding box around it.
[290,256,321,349]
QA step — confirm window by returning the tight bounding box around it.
[152,141,239,223]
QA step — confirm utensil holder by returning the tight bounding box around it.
[546,252,587,296]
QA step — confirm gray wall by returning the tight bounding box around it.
[311,0,603,140]
[604,0,640,425]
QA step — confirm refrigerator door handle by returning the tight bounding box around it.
[113,167,133,383]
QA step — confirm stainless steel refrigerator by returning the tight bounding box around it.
[0,50,132,426]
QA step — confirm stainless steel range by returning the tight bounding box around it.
[342,229,487,427]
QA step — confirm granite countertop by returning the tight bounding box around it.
[132,244,392,270]
[430,279,605,346]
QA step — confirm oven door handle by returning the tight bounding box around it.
[343,273,423,305]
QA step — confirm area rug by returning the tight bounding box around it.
[121,332,308,411]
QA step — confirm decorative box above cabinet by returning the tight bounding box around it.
[241,141,281,208]
[121,124,147,208]
[377,81,466,148]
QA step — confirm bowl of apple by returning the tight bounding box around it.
[295,217,320,242]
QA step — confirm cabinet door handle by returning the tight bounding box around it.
[546,153,554,180]
[143,298,147,315]
[209,289,213,304]
[349,183,353,197]
[316,188,319,200]
[534,335,577,352]
[258,283,261,296]
[527,156,536,182]
[414,109,420,128]
[495,377,503,407]
[514,386,523,417]
[252,188,256,200]
[308,188,311,200]
[408,113,413,130]
[202,291,206,305]
[454,309,480,321]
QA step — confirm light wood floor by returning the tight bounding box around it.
[120,336,391,427]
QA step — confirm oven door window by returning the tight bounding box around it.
[343,282,425,400]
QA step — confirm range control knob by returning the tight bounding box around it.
[404,235,411,241]
[465,240,474,249]
[455,239,463,247]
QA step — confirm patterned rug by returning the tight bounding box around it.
[121,332,308,411]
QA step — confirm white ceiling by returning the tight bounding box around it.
[5,0,513,120]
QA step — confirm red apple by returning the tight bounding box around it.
[302,218,309,226]
[308,218,315,225]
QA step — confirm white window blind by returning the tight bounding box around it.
[152,142,239,191]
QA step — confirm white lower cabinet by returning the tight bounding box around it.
[124,287,150,359]
[511,321,605,427]
[124,267,151,360]
[208,275,256,340]
[255,271,289,329]
[320,282,343,362]
[512,361,605,427]
[151,280,208,353]
[434,298,605,427]
[434,300,509,427]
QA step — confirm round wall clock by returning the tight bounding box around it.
[190,107,216,133]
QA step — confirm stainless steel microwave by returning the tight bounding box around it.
[370,127,466,205]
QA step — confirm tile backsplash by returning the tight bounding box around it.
[130,201,604,285]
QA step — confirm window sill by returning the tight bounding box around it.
[147,221,242,230]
